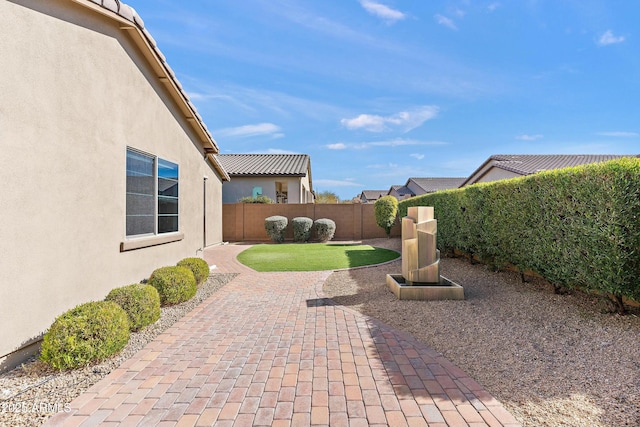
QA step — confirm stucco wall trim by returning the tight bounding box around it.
[120,232,185,252]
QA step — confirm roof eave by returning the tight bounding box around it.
[74,0,221,156]
[228,173,307,177]
[207,154,231,182]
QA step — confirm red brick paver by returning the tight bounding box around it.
[45,243,521,427]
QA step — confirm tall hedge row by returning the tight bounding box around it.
[399,158,640,305]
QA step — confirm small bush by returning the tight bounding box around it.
[238,195,274,204]
[40,301,130,370]
[265,215,288,243]
[105,284,160,331]
[374,195,398,237]
[292,217,313,242]
[314,218,336,242]
[148,266,197,306]
[177,257,210,285]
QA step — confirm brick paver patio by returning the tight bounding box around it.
[45,243,521,426]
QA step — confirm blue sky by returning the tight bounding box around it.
[125,0,639,200]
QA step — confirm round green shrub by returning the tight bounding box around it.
[313,218,336,242]
[105,284,160,331]
[374,195,398,237]
[292,217,313,242]
[177,257,210,285]
[265,215,288,243]
[40,301,130,370]
[147,266,197,306]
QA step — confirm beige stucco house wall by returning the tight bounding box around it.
[0,0,229,370]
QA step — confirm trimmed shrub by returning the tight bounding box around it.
[238,195,274,204]
[374,195,398,237]
[177,257,210,285]
[40,301,130,370]
[148,266,197,306]
[314,218,336,242]
[265,215,288,243]
[105,284,160,331]
[292,217,313,242]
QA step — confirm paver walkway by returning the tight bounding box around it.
[46,243,521,427]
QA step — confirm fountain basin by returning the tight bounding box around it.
[386,274,464,301]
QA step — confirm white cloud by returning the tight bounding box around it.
[597,131,638,137]
[314,179,362,187]
[598,30,625,46]
[341,106,439,132]
[516,134,544,141]
[359,0,406,23]
[341,114,387,132]
[327,143,347,150]
[488,2,500,12]
[435,14,457,30]
[214,122,283,139]
[353,138,447,149]
[410,153,425,160]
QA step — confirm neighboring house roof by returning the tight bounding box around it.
[408,177,466,194]
[217,154,311,177]
[389,185,413,197]
[461,154,639,186]
[360,190,388,201]
[87,0,229,181]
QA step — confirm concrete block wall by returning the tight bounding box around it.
[222,203,401,242]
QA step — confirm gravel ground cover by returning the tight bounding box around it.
[0,273,237,427]
[323,238,640,427]
[3,238,638,427]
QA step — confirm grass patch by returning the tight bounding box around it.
[237,243,400,272]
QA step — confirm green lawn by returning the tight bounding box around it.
[237,243,400,272]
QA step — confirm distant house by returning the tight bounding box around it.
[388,177,466,200]
[0,0,229,370]
[218,154,314,203]
[388,185,414,201]
[359,190,388,203]
[460,154,639,186]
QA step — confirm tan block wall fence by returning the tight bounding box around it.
[223,203,401,242]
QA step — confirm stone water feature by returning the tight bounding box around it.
[386,206,464,300]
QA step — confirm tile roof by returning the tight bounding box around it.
[361,190,388,200]
[390,185,414,197]
[409,177,466,193]
[488,154,636,175]
[461,154,639,186]
[217,154,310,176]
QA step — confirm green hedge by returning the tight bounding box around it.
[399,158,640,306]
